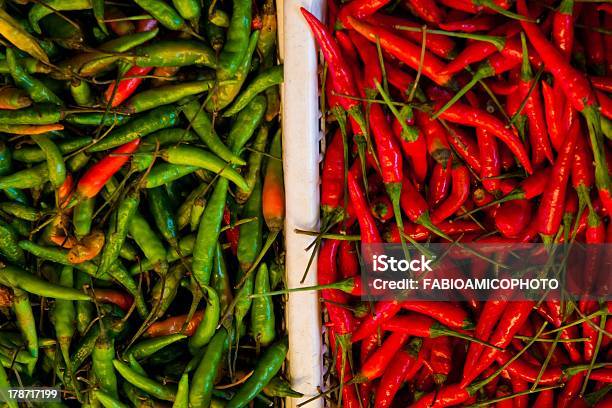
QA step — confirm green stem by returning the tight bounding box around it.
[392,26,506,49]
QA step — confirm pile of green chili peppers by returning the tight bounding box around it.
[0,0,291,407]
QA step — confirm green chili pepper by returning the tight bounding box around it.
[71,318,125,370]
[212,242,233,313]
[65,112,130,127]
[33,135,66,188]
[119,241,138,261]
[94,390,128,408]
[92,334,119,400]
[262,376,302,398]
[109,262,149,317]
[172,373,189,408]
[0,219,25,265]
[150,263,186,319]
[204,20,225,51]
[98,192,140,277]
[159,146,248,190]
[92,0,107,34]
[126,333,187,360]
[192,178,228,288]
[0,265,91,301]
[134,40,216,68]
[218,0,252,77]
[177,182,209,230]
[173,0,201,22]
[189,328,229,408]
[70,79,94,106]
[236,125,268,203]
[0,202,41,221]
[128,211,167,268]
[8,219,30,237]
[74,271,93,335]
[234,180,263,336]
[130,234,195,275]
[223,66,283,117]
[0,164,48,190]
[28,0,91,34]
[0,104,61,125]
[227,95,267,157]
[73,198,95,239]
[50,266,76,370]
[144,163,199,188]
[181,100,246,165]
[251,263,275,346]
[113,359,176,401]
[124,81,214,114]
[209,9,230,27]
[207,31,259,112]
[6,49,62,105]
[134,0,185,31]
[14,137,92,163]
[12,288,37,361]
[0,56,50,75]
[39,14,84,49]
[0,143,26,205]
[227,337,288,408]
[133,128,198,171]
[148,187,178,246]
[189,285,219,351]
[0,9,48,63]
[89,106,179,152]
[188,196,205,232]
[0,364,17,408]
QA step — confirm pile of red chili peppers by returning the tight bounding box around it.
[303,0,612,406]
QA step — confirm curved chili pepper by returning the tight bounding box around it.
[392,118,428,184]
[429,162,452,207]
[541,80,565,152]
[349,160,382,244]
[374,339,422,408]
[437,102,533,174]
[348,17,453,87]
[401,301,473,330]
[416,110,451,167]
[431,164,471,224]
[403,0,445,25]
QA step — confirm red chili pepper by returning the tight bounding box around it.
[463,298,508,383]
[365,13,457,59]
[348,160,382,244]
[338,241,359,279]
[461,301,534,387]
[558,372,585,408]
[401,301,473,330]
[328,329,360,408]
[93,288,133,312]
[416,111,451,167]
[370,194,394,222]
[494,199,532,238]
[431,164,471,224]
[535,119,579,238]
[348,17,453,86]
[493,386,513,408]
[58,173,74,207]
[301,8,367,132]
[321,128,346,222]
[222,207,239,255]
[75,139,140,200]
[392,118,428,184]
[104,65,154,108]
[337,0,390,29]
[446,124,481,174]
[486,78,519,95]
[348,31,382,96]
[400,176,450,238]
[357,332,379,407]
[385,62,416,98]
[374,339,423,408]
[590,368,612,383]
[591,76,612,93]
[518,35,553,165]
[402,0,445,25]
[442,42,499,76]
[352,301,401,343]
[427,336,452,383]
[534,389,555,408]
[582,5,605,75]
[439,15,496,32]
[495,351,595,385]
[436,102,533,174]
[429,162,452,207]
[476,128,500,193]
[318,239,358,338]
[553,0,575,60]
[541,80,565,152]
[353,332,410,382]
[510,376,529,408]
[409,383,471,408]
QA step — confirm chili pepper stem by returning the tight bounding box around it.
[432,68,491,119]
[582,106,611,207]
[392,26,506,50]
[387,184,411,262]
[431,325,502,350]
[249,278,356,298]
[474,0,537,22]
